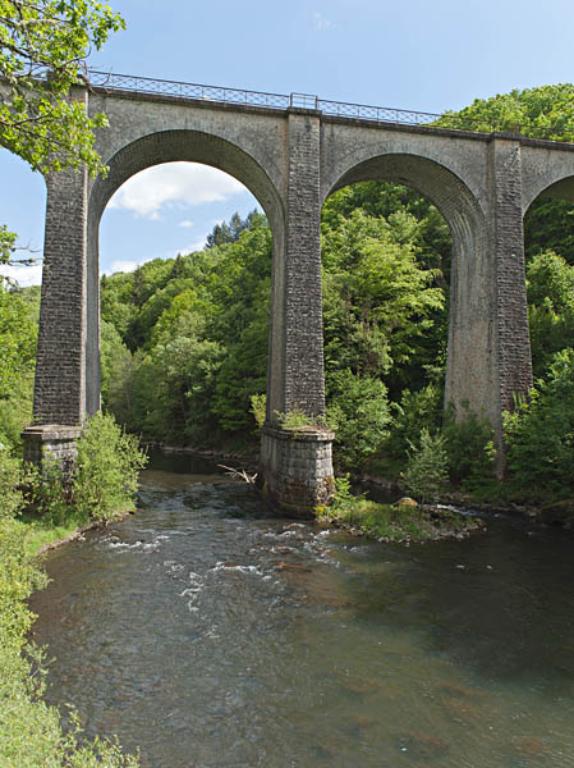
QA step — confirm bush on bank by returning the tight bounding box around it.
[0,509,140,767]
[505,349,574,501]
[0,412,145,767]
[74,412,148,523]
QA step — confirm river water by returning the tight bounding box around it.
[30,453,574,768]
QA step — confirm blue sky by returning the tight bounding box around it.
[2,0,573,284]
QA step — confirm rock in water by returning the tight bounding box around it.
[396,497,418,508]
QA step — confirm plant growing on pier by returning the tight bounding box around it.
[250,393,266,429]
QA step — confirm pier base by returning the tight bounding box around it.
[260,426,335,517]
[22,424,82,476]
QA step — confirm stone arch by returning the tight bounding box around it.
[521,148,574,217]
[323,151,486,249]
[524,174,574,217]
[322,151,496,424]
[85,129,286,414]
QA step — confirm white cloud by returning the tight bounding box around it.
[104,259,143,275]
[104,238,209,276]
[108,162,247,219]
[0,262,43,287]
[313,11,334,31]
[184,237,208,253]
[179,219,194,229]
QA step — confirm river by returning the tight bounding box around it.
[30,452,574,767]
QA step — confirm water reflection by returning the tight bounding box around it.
[30,453,574,767]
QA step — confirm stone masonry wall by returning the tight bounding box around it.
[282,110,326,418]
[22,425,82,478]
[489,140,533,418]
[260,427,335,515]
[33,167,88,426]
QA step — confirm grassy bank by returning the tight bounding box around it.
[317,480,485,544]
[0,412,146,768]
[0,512,141,767]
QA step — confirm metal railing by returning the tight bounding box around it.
[89,71,291,111]
[89,70,441,127]
[318,98,439,126]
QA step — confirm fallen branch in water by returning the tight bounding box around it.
[218,464,258,484]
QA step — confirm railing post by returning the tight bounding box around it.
[289,93,319,111]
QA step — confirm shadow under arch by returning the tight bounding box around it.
[523,173,574,257]
[323,152,496,424]
[522,163,574,220]
[86,129,286,415]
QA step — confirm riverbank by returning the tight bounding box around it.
[0,510,140,767]
[317,494,486,544]
[0,412,145,767]
[361,471,574,530]
[18,507,136,558]
[149,445,498,542]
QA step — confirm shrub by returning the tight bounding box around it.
[505,348,574,499]
[384,383,443,464]
[402,428,448,502]
[0,447,23,519]
[327,369,391,471]
[250,393,267,429]
[74,412,148,523]
[442,409,495,489]
[27,458,70,525]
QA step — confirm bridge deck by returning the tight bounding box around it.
[88,70,574,152]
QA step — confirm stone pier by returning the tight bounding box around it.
[260,427,335,516]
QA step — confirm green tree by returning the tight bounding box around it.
[438,84,574,273]
[327,369,392,471]
[438,84,574,141]
[206,209,260,248]
[0,286,39,450]
[402,428,449,502]
[322,206,445,393]
[526,251,574,378]
[0,0,125,262]
[505,349,574,500]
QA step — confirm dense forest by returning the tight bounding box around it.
[3,84,574,502]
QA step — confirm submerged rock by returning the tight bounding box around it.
[397,732,450,761]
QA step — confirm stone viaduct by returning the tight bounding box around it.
[22,72,574,512]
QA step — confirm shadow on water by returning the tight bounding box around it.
[349,518,574,686]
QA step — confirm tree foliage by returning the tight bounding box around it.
[438,84,574,141]
[0,285,38,450]
[505,349,574,500]
[526,251,574,378]
[402,428,449,503]
[0,0,125,264]
[0,0,124,174]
